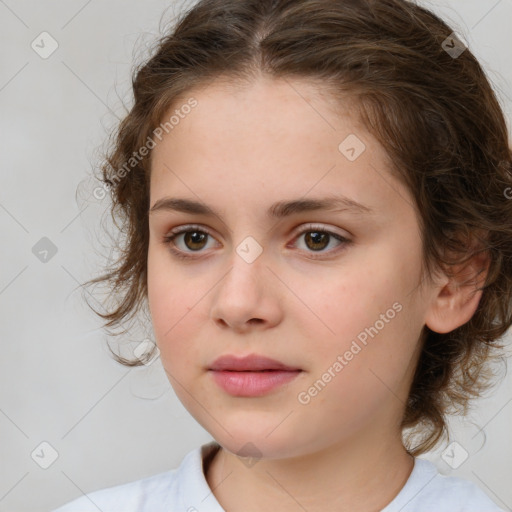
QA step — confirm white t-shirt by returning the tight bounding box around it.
[52,441,505,512]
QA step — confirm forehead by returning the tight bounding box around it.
[149,76,416,223]
[161,75,363,151]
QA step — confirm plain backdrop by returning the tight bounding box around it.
[0,1,511,511]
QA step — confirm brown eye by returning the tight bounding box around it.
[303,231,330,251]
[163,223,351,261]
[292,225,349,258]
[181,230,208,251]
[163,225,217,260]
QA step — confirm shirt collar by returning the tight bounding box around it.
[177,441,224,512]
[177,441,438,512]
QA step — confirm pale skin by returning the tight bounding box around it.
[147,75,487,511]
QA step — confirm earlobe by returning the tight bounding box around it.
[424,249,490,335]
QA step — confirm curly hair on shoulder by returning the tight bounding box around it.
[81,0,512,455]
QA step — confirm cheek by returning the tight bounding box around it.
[291,262,397,348]
[147,257,210,420]
[293,245,423,378]
[147,251,199,362]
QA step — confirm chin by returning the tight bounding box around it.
[209,426,305,461]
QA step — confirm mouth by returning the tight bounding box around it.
[208,354,303,397]
[208,353,301,372]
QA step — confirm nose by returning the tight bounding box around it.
[209,251,283,334]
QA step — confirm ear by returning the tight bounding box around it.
[424,239,490,334]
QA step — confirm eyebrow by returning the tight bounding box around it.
[149,195,375,219]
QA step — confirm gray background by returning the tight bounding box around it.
[0,1,511,511]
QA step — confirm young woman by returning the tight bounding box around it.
[54,0,512,510]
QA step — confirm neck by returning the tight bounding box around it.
[205,429,414,512]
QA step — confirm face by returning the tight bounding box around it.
[147,76,437,460]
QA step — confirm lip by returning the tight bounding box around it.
[208,354,303,397]
[209,354,301,372]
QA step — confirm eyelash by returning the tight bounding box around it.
[162,223,351,261]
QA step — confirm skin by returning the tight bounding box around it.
[147,75,486,512]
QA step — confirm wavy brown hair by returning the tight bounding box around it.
[81,0,512,455]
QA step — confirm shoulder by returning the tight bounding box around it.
[421,469,505,511]
[51,467,180,512]
[384,457,506,512]
[50,442,219,512]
